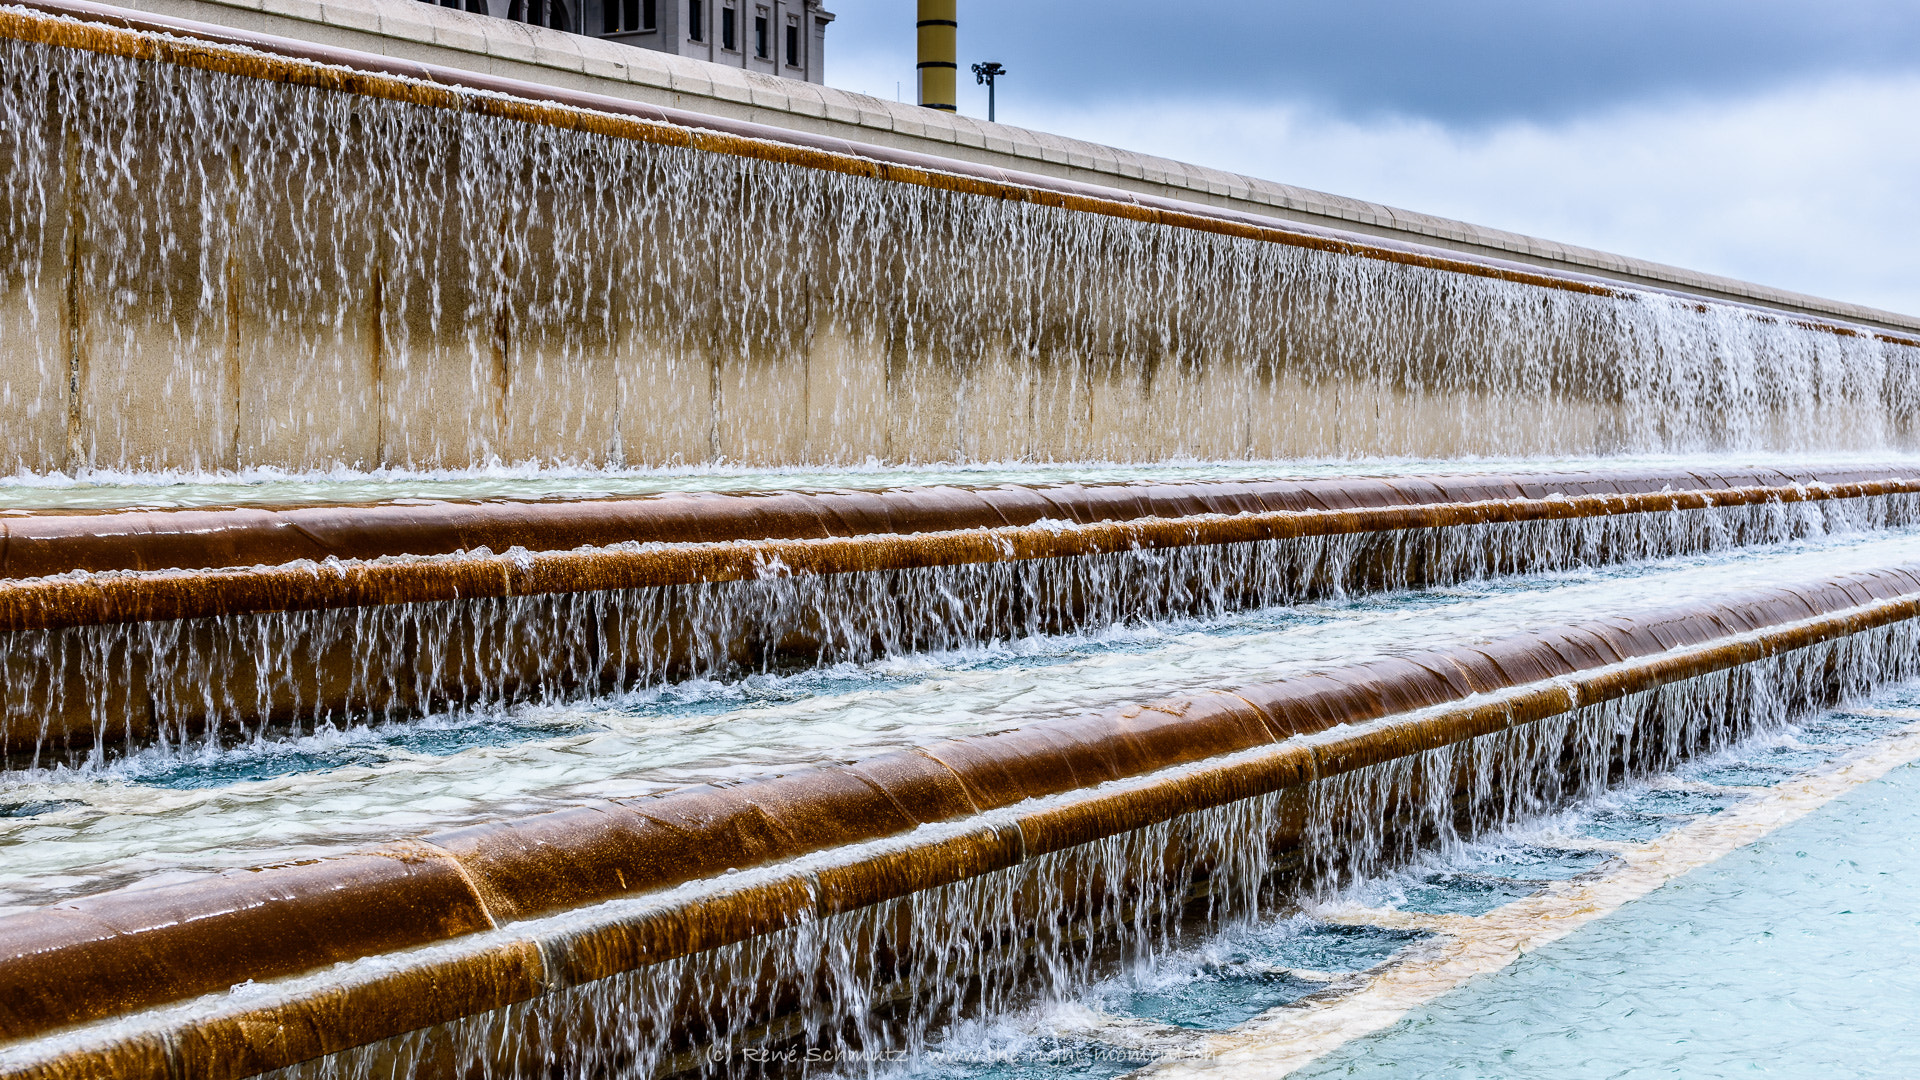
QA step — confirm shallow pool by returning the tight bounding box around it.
[1293,755,1920,1078]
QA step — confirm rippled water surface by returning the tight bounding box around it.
[1294,752,1920,1078]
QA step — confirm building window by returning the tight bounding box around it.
[753,10,768,58]
[688,0,702,40]
[604,0,654,33]
[784,18,798,65]
[721,5,736,49]
[508,0,569,29]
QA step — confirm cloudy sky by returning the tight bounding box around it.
[822,1,1920,316]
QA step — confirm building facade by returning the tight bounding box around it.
[420,0,834,83]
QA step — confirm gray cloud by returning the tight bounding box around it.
[827,0,1920,123]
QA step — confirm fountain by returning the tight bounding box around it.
[0,2,1918,1077]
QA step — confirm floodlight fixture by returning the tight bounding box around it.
[972,61,1006,122]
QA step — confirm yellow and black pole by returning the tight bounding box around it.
[917,0,957,111]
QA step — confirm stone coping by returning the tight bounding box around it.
[72,0,1920,334]
[1,468,1913,630]
[1,465,1906,578]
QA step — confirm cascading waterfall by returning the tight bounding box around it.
[2,35,1918,474]
[246,620,1920,1080]
[3,9,1919,1078]
[7,495,1917,768]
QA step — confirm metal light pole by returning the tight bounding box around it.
[972,61,1005,123]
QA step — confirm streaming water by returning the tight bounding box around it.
[2,31,1918,476]
[253,631,1920,1080]
[5,528,1919,917]
[696,695,1920,1080]
[9,490,1917,772]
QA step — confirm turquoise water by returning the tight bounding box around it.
[1124,971,1325,1032]
[1446,845,1612,881]
[1116,922,1433,1031]
[1392,875,1541,917]
[1575,787,1740,843]
[1296,759,1920,1078]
